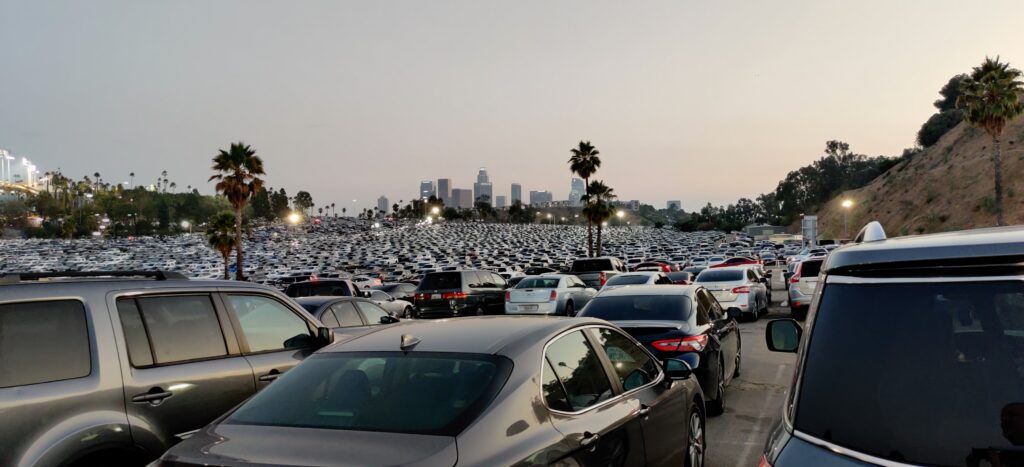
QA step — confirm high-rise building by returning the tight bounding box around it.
[377,196,389,215]
[419,180,435,199]
[511,183,522,204]
[667,200,682,210]
[569,178,585,205]
[495,195,507,209]
[529,190,553,205]
[451,188,473,209]
[437,178,451,207]
[473,168,493,204]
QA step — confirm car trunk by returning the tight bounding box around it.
[702,280,745,303]
[613,320,692,355]
[509,289,553,304]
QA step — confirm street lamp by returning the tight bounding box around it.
[431,206,440,215]
[841,199,854,238]
[287,212,302,225]
[180,220,191,233]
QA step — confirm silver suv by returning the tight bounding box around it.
[0,271,333,467]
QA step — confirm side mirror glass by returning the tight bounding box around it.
[380,315,399,324]
[766,319,802,353]
[727,307,742,320]
[665,353,700,380]
[315,326,335,349]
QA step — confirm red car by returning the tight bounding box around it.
[633,262,672,273]
[709,257,760,269]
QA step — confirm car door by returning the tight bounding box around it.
[115,294,255,446]
[221,293,318,390]
[354,300,392,326]
[588,326,690,466]
[700,289,739,380]
[542,329,646,466]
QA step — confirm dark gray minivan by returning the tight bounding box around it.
[413,270,507,318]
[0,271,332,467]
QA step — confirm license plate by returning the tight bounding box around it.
[431,294,441,300]
[521,304,538,311]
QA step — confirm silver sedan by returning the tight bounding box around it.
[504,274,596,316]
[367,289,417,318]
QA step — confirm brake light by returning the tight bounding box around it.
[414,293,425,300]
[441,292,467,299]
[732,285,750,294]
[599,272,607,286]
[550,290,557,301]
[759,454,773,467]
[651,335,709,352]
[505,291,510,301]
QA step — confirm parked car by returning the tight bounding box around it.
[366,289,417,318]
[694,266,769,320]
[285,279,364,298]
[569,256,628,288]
[506,276,526,288]
[154,317,708,467]
[787,258,823,320]
[633,261,672,273]
[413,270,507,318]
[709,256,759,269]
[0,271,333,467]
[600,271,674,292]
[579,285,741,417]
[707,256,727,267]
[763,222,1024,467]
[370,282,418,301]
[504,274,596,316]
[294,296,401,333]
[667,271,695,285]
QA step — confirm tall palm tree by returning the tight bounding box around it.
[568,141,602,256]
[330,202,336,217]
[206,212,237,279]
[209,142,265,280]
[957,56,1024,226]
[581,180,617,257]
[129,172,135,188]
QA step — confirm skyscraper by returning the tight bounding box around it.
[495,195,507,209]
[569,178,585,205]
[511,183,522,204]
[437,178,451,207]
[419,180,435,199]
[451,188,473,209]
[473,167,493,204]
[377,196,389,215]
[529,190,553,205]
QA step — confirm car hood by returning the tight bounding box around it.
[162,423,457,467]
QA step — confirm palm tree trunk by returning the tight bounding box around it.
[234,206,244,280]
[596,222,603,256]
[222,252,230,280]
[584,177,593,257]
[994,136,1006,226]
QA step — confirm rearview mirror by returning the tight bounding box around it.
[766,319,802,353]
[665,353,700,380]
[314,326,334,349]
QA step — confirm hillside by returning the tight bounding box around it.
[815,114,1024,238]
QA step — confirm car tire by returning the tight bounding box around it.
[686,403,706,467]
[733,345,742,379]
[564,301,574,317]
[707,356,726,416]
[403,307,413,319]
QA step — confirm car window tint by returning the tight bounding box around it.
[545,331,614,411]
[370,290,389,301]
[318,308,340,327]
[517,278,561,289]
[357,301,390,324]
[591,328,659,391]
[0,300,91,388]
[419,272,462,290]
[696,270,744,282]
[136,295,227,364]
[800,260,822,277]
[330,302,365,327]
[491,273,506,288]
[580,295,692,322]
[228,295,312,353]
[542,359,573,412]
[117,299,154,367]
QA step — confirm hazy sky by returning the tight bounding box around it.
[3,1,1024,212]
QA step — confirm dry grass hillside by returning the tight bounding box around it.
[814,114,1024,238]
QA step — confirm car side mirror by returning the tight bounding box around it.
[380,315,399,324]
[726,307,742,320]
[664,353,700,380]
[362,291,372,298]
[766,319,802,353]
[314,326,335,349]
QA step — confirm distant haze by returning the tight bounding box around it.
[2,1,1024,212]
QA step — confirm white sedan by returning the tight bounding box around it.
[504,274,596,316]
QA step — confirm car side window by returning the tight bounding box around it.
[227,295,313,353]
[330,302,365,327]
[465,272,481,288]
[370,290,389,301]
[542,359,573,412]
[356,301,390,324]
[698,290,722,320]
[318,308,341,327]
[0,300,91,388]
[121,295,228,365]
[544,330,614,411]
[694,292,712,325]
[491,273,506,289]
[591,328,660,391]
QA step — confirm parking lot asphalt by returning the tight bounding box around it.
[705,268,797,467]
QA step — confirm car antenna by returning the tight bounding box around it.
[400,334,421,351]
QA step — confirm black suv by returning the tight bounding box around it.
[413,270,507,318]
[763,222,1024,467]
[284,279,364,298]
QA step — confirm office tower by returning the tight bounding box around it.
[437,178,451,206]
[419,180,435,199]
[495,195,507,209]
[511,183,522,204]
[451,188,473,209]
[529,190,553,205]
[473,168,493,204]
[569,177,585,205]
[377,196,389,214]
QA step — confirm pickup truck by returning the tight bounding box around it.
[569,257,629,289]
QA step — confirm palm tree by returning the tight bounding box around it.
[169,182,177,193]
[206,212,237,279]
[581,180,617,256]
[330,202,336,217]
[209,142,265,280]
[342,207,347,217]
[129,172,135,188]
[568,141,602,256]
[957,56,1024,226]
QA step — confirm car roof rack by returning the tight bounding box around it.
[0,270,189,285]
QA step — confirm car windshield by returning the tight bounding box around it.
[695,270,744,282]
[571,259,613,272]
[227,352,512,436]
[516,278,560,289]
[581,295,691,322]
[796,281,1024,466]
[418,272,462,290]
[606,275,653,286]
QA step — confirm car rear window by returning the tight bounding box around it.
[0,300,91,388]
[571,259,614,272]
[516,278,560,289]
[796,281,1024,466]
[418,272,462,291]
[605,275,653,286]
[289,282,352,298]
[580,295,691,322]
[695,270,744,282]
[799,260,822,277]
[227,352,512,436]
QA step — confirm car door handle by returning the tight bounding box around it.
[637,405,652,418]
[132,390,173,403]
[258,370,281,382]
[580,431,601,448]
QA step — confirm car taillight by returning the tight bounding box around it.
[732,285,750,294]
[599,272,607,286]
[549,290,557,301]
[414,293,425,300]
[441,292,466,299]
[505,291,510,301]
[758,454,773,467]
[651,335,708,352]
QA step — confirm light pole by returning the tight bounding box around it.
[616,210,625,226]
[841,199,854,238]
[546,213,553,225]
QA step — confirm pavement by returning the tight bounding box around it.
[705,268,797,467]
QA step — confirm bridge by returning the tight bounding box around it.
[0,181,40,195]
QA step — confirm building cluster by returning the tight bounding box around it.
[393,169,595,211]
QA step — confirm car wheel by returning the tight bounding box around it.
[707,356,726,416]
[686,403,706,467]
[403,307,413,319]
[564,301,574,317]
[733,346,742,379]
